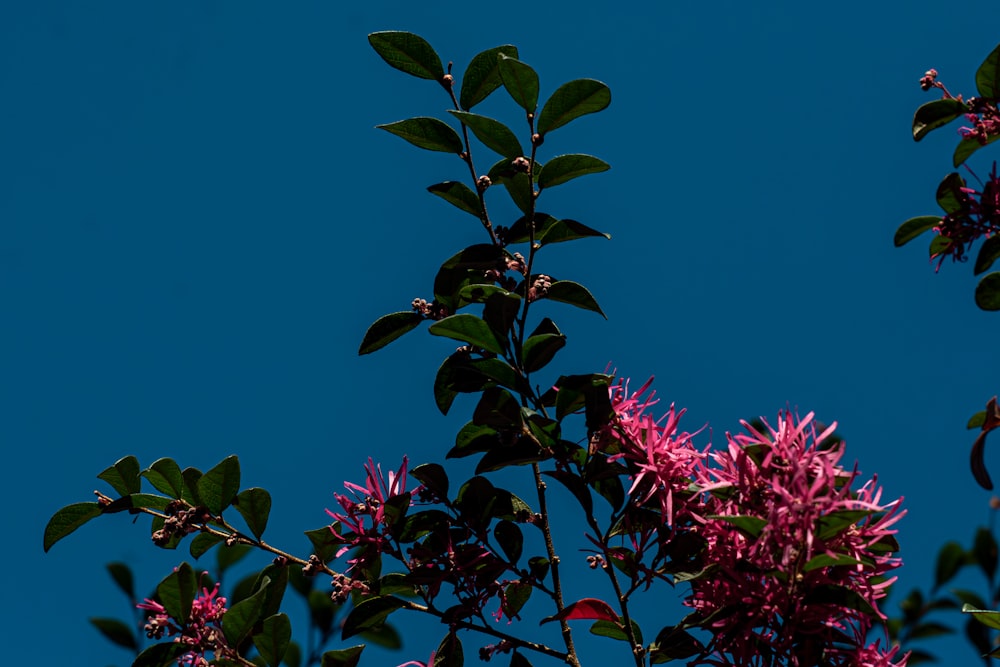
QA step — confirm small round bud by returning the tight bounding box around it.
[991,496,1000,510]
[531,133,543,146]
[476,175,492,192]
[512,156,530,173]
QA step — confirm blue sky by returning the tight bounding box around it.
[7,2,1000,665]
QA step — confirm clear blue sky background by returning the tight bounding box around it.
[7,2,1000,665]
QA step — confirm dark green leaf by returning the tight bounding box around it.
[309,589,336,634]
[649,626,702,663]
[429,314,505,354]
[285,642,303,667]
[528,556,550,581]
[975,236,1000,275]
[305,526,339,563]
[929,234,952,259]
[498,55,539,113]
[969,410,987,429]
[129,493,172,512]
[106,562,135,599]
[912,98,967,141]
[505,213,557,244]
[936,172,966,214]
[537,154,609,190]
[546,280,606,318]
[976,272,1000,311]
[410,463,449,499]
[253,613,291,667]
[894,216,940,247]
[133,643,187,667]
[711,515,767,539]
[473,387,523,429]
[142,458,185,498]
[441,244,506,270]
[223,578,269,646]
[802,553,862,571]
[434,632,464,667]
[377,118,463,154]
[544,470,593,515]
[90,617,138,650]
[359,311,423,355]
[43,502,102,552]
[976,42,1000,98]
[909,621,954,639]
[449,422,498,458]
[427,182,482,218]
[803,584,877,616]
[476,436,545,473]
[954,132,1000,167]
[538,79,611,135]
[398,509,451,542]
[448,111,523,158]
[190,532,224,560]
[503,172,535,215]
[493,520,523,564]
[457,284,513,307]
[198,455,240,515]
[359,622,403,649]
[342,596,405,639]
[963,603,1000,631]
[157,562,197,625]
[509,653,534,667]
[98,455,142,496]
[973,527,999,581]
[434,353,475,416]
[589,619,643,644]
[538,219,610,246]
[217,543,253,573]
[368,32,444,81]
[234,487,272,540]
[482,291,521,341]
[461,45,519,110]
[321,646,365,667]
[501,581,532,619]
[181,467,203,506]
[523,318,566,373]
[816,509,873,540]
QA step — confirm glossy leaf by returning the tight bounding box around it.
[954,132,1000,167]
[90,617,138,650]
[234,487,271,540]
[912,98,967,141]
[546,280,606,318]
[441,244,506,270]
[342,596,405,639]
[368,32,444,81]
[434,632,464,667]
[538,219,610,245]
[537,154,609,190]
[457,284,512,307]
[198,455,240,515]
[523,318,566,373]
[460,45,519,110]
[449,422,498,458]
[133,643,187,667]
[428,181,481,218]
[321,646,365,667]
[975,236,1000,275]
[106,562,135,599]
[803,553,862,571]
[936,172,966,214]
[98,455,141,496]
[498,55,539,113]
[142,457,185,498]
[448,111,523,158]
[429,314,505,354]
[538,79,611,135]
[43,502,102,552]
[157,562,197,625]
[963,604,1000,631]
[505,213,557,243]
[398,509,451,542]
[222,578,269,645]
[410,463,449,499]
[190,532,224,560]
[589,619,643,644]
[712,515,767,539]
[542,597,619,624]
[816,509,873,540]
[377,118,463,154]
[359,311,423,355]
[976,272,1000,311]
[494,520,523,564]
[649,626,702,664]
[894,216,940,247]
[501,581,532,619]
[976,42,1000,98]
[253,613,292,667]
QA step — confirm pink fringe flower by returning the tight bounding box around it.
[137,580,230,667]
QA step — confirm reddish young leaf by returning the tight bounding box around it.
[541,598,619,624]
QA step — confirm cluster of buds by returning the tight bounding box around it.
[506,252,527,276]
[960,97,1000,146]
[919,68,939,91]
[137,580,231,666]
[511,156,531,173]
[478,640,515,662]
[526,274,551,302]
[331,572,370,604]
[152,501,213,547]
[411,298,449,320]
[586,554,606,569]
[931,164,1000,268]
[476,175,491,192]
[302,554,325,577]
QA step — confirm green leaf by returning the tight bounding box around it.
[711,515,767,539]
[43,502,102,552]
[975,236,1000,275]
[89,617,138,650]
[648,626,702,663]
[963,603,1000,631]
[493,520,523,564]
[321,646,365,667]
[973,526,999,581]
[537,154,609,190]
[198,455,241,515]
[98,455,142,496]
[476,436,545,473]
[142,458,185,498]
[234,487,271,540]
[377,118,463,154]
[223,576,269,645]
[368,32,444,81]
[498,55,539,113]
[509,653,534,667]
[816,509,873,540]
[473,387,524,429]
[182,467,203,506]
[304,526,339,563]
[428,314,505,354]
[427,181,482,218]
[398,508,452,542]
[461,45,519,110]
[538,219,610,246]
[449,422,498,458]
[538,79,611,135]
[253,613,291,667]
[449,111,523,158]
[359,622,403,649]
[157,562,197,625]
[545,280,606,318]
[359,311,423,355]
[894,216,940,247]
[912,98,967,141]
[589,619,643,644]
[969,410,987,429]
[802,553,863,571]
[503,172,535,215]
[976,272,1000,311]
[309,589,337,634]
[523,318,566,373]
[217,542,253,573]
[954,132,1000,167]
[190,532,224,560]
[936,172,966,214]
[410,463,449,499]
[501,581,532,619]
[976,42,1000,98]
[106,562,135,599]
[342,596,405,639]
[434,632,464,667]
[133,643,187,667]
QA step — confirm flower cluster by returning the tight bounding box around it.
[137,579,230,667]
[931,164,1000,267]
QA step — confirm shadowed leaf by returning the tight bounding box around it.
[359,312,423,355]
[368,32,444,80]
[498,55,539,112]
[537,154,609,190]
[976,42,1000,98]
[43,502,102,552]
[538,79,611,135]
[912,98,967,141]
[894,216,940,247]
[377,118,463,154]
[461,45,519,110]
[449,111,523,158]
[428,181,482,218]
[975,272,1000,311]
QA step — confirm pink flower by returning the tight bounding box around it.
[137,579,230,666]
[931,164,1000,268]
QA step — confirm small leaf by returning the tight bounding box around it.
[976,42,1000,98]
[429,314,505,354]
[501,581,532,619]
[711,515,767,539]
[434,632,464,667]
[368,32,444,81]
[342,596,405,639]
[963,603,1000,631]
[498,55,539,113]
[894,216,940,247]
[976,272,1000,311]
[359,311,423,355]
[475,436,545,473]
[912,98,967,141]
[461,45,519,110]
[89,617,138,650]
[538,219,610,245]
[503,172,535,215]
[133,643,187,667]
[106,562,135,599]
[217,542,253,573]
[142,458,185,498]
[305,526,340,563]
[649,626,702,663]
[98,455,141,496]
[803,553,862,571]
[43,502,102,552]
[523,318,566,373]
[538,79,611,136]
[545,280,606,318]
[537,154,609,190]
[975,236,1000,275]
[494,520,524,564]
[234,487,271,540]
[198,455,240,515]
[222,578,269,645]
[542,598,619,624]
[973,526,999,581]
[157,562,197,625]
[449,111,523,158]
[377,118,464,154]
[181,467,203,505]
[190,532,224,560]
[428,182,482,218]
[321,646,365,667]
[410,463,449,499]
[936,172,966,214]
[954,132,1000,167]
[253,613,292,667]
[969,410,987,429]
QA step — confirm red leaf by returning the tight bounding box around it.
[541,598,619,624]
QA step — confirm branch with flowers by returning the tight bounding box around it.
[46,32,911,667]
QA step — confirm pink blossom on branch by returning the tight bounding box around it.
[137,580,230,667]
